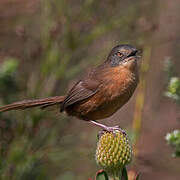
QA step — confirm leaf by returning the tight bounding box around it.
[121,167,128,180]
[0,58,19,77]
[95,169,109,180]
[135,173,140,180]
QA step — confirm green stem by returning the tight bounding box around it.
[112,176,120,180]
[118,170,122,180]
[112,168,122,180]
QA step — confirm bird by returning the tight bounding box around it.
[0,44,140,132]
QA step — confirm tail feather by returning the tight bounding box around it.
[0,96,65,112]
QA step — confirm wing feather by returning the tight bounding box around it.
[61,79,99,111]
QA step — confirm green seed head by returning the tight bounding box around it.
[95,130,132,176]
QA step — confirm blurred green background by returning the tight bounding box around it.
[0,0,179,179]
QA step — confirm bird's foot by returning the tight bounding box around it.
[89,120,126,135]
[103,125,126,135]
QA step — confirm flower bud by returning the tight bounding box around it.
[95,130,132,176]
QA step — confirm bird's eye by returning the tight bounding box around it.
[117,52,123,57]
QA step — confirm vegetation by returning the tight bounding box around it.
[164,60,180,157]
[0,0,180,179]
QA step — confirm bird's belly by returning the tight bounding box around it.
[66,82,137,121]
[82,98,126,120]
[81,91,134,120]
[66,67,138,121]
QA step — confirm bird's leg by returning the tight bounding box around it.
[89,120,126,135]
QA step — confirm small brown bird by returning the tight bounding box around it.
[0,45,140,132]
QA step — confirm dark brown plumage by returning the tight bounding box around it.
[0,44,140,132]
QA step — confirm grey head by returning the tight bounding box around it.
[106,44,138,67]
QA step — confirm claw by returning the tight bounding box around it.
[89,120,126,136]
[104,125,126,135]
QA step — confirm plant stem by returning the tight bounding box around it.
[132,45,151,156]
[112,168,122,180]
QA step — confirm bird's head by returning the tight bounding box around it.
[106,44,140,71]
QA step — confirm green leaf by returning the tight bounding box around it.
[121,167,128,180]
[165,130,180,157]
[0,58,19,76]
[135,174,140,180]
[95,170,109,180]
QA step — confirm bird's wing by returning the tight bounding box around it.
[61,78,99,111]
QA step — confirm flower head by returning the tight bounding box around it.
[96,130,132,176]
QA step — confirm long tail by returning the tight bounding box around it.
[0,96,65,112]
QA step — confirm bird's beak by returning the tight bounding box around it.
[135,49,142,59]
